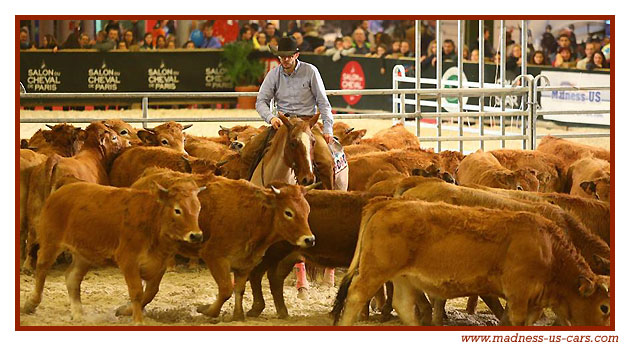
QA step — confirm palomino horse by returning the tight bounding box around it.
[250,113,319,187]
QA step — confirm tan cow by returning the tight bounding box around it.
[456,150,539,191]
[109,146,221,187]
[137,121,191,153]
[567,156,610,202]
[397,177,610,276]
[332,122,367,146]
[129,171,316,321]
[332,198,610,326]
[19,150,47,263]
[490,149,566,192]
[25,123,85,157]
[537,136,610,168]
[103,119,139,146]
[348,148,461,191]
[21,180,204,324]
[24,122,125,271]
[467,185,611,245]
[360,123,420,150]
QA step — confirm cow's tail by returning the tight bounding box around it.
[331,197,386,325]
[44,154,62,195]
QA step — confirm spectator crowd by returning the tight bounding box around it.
[20,20,611,72]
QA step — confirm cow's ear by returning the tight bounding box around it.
[20,139,29,149]
[154,182,170,203]
[76,129,88,141]
[592,254,610,276]
[578,276,596,297]
[441,171,455,184]
[137,130,157,145]
[580,181,597,194]
[254,190,274,208]
[357,129,367,138]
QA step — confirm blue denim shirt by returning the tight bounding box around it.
[256,60,333,134]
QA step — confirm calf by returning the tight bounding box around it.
[359,123,419,150]
[332,199,610,326]
[490,149,566,192]
[537,136,610,168]
[130,171,317,321]
[138,121,191,153]
[21,180,204,324]
[456,150,539,191]
[567,156,610,202]
[24,122,125,271]
[332,122,367,146]
[19,149,47,263]
[104,119,139,146]
[109,146,221,187]
[25,123,85,157]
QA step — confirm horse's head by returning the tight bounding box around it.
[279,113,318,186]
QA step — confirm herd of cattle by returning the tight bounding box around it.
[18,118,611,326]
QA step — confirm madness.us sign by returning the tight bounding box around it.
[340,61,365,106]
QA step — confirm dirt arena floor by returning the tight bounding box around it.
[18,107,607,327]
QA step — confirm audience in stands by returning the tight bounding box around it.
[576,42,595,70]
[586,51,608,70]
[140,33,154,50]
[155,35,167,49]
[552,47,576,68]
[122,30,140,51]
[530,50,548,66]
[199,22,222,49]
[442,39,457,62]
[93,27,119,52]
[352,28,370,55]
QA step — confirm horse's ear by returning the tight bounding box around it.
[308,112,320,128]
[278,113,293,130]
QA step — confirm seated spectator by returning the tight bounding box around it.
[470,48,479,63]
[552,47,576,68]
[586,51,608,70]
[200,21,222,48]
[506,44,523,72]
[390,40,401,56]
[442,39,457,62]
[388,39,413,58]
[95,30,107,45]
[155,35,167,49]
[167,40,176,49]
[269,36,279,50]
[238,26,253,43]
[93,27,119,52]
[183,40,196,49]
[549,33,573,65]
[576,42,595,70]
[60,23,82,49]
[40,34,59,52]
[462,44,469,61]
[140,33,154,50]
[326,36,355,61]
[122,30,140,51]
[264,22,281,41]
[292,32,312,52]
[20,28,33,49]
[78,33,92,49]
[529,50,548,66]
[117,41,128,51]
[352,27,371,55]
[254,31,267,50]
[471,28,495,59]
[420,40,437,68]
[368,43,388,58]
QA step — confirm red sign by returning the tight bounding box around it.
[340,61,365,106]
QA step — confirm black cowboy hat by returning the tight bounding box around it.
[270,37,299,56]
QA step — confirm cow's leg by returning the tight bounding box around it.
[430,296,447,326]
[480,295,505,320]
[268,254,297,319]
[338,273,386,326]
[505,297,528,326]
[23,222,39,273]
[22,243,61,314]
[381,281,394,319]
[247,261,268,318]
[466,295,479,314]
[119,261,145,324]
[198,257,232,318]
[370,285,386,312]
[116,268,167,317]
[232,270,249,321]
[416,292,434,326]
[391,277,421,326]
[64,254,91,320]
[188,257,200,270]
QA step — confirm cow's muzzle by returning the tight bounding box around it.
[186,232,204,243]
[297,235,316,248]
[229,141,245,151]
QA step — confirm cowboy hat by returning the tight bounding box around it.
[270,37,299,56]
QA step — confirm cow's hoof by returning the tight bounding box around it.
[197,304,220,318]
[21,301,37,314]
[232,313,245,322]
[277,310,289,319]
[246,305,264,318]
[115,304,132,316]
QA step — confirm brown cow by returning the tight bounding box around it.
[456,150,540,191]
[360,123,419,150]
[343,143,388,157]
[109,146,220,187]
[332,199,610,326]
[490,149,566,193]
[24,122,125,271]
[184,137,233,162]
[537,136,610,168]
[397,177,610,275]
[129,171,316,321]
[466,185,611,245]
[567,156,610,202]
[25,124,85,157]
[348,148,461,191]
[333,122,367,146]
[104,119,139,146]
[21,180,204,324]
[137,121,191,153]
[19,149,47,262]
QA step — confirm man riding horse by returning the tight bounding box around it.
[255,36,339,299]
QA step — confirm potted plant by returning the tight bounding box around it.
[221,41,266,109]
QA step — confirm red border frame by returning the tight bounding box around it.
[16,15,615,332]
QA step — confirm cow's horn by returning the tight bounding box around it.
[182,124,193,130]
[270,185,281,195]
[143,126,155,132]
[305,181,322,191]
[198,186,207,193]
[45,124,54,129]
[215,159,228,167]
[181,155,190,162]
[345,127,355,134]
[219,125,230,131]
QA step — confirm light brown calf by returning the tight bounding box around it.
[567,156,610,202]
[537,136,610,168]
[21,181,204,324]
[137,121,191,153]
[456,150,539,191]
[490,149,566,192]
